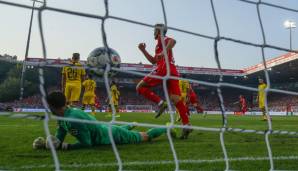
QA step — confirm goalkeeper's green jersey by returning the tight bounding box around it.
[55,108,142,150]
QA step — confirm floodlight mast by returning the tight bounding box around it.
[283,20,296,50]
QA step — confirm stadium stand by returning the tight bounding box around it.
[3,87,298,113]
[1,51,298,114]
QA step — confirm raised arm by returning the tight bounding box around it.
[138,43,156,64]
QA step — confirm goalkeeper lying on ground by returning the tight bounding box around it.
[33,91,175,150]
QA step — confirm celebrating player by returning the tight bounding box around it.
[33,91,176,150]
[81,74,96,115]
[136,23,191,139]
[257,78,268,120]
[61,53,86,106]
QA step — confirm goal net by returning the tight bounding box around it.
[1,0,298,171]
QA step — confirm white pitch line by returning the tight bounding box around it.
[6,155,298,170]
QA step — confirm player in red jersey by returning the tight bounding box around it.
[136,23,192,139]
[187,85,204,113]
[239,95,248,114]
[94,96,100,109]
[286,103,293,116]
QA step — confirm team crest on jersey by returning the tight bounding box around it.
[70,129,79,136]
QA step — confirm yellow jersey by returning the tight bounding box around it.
[111,84,120,100]
[62,62,86,83]
[258,83,267,101]
[179,79,190,94]
[82,79,96,96]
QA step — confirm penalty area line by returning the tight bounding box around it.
[8,155,298,169]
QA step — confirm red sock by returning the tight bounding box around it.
[175,100,189,125]
[137,87,161,104]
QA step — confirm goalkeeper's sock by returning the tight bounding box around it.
[146,128,167,140]
[137,87,161,104]
[175,100,190,125]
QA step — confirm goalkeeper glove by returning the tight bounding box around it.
[46,135,70,150]
[46,135,61,149]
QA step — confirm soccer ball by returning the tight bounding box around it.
[45,135,61,149]
[33,137,45,149]
[87,47,121,76]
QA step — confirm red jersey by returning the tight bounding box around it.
[155,36,178,76]
[239,96,247,113]
[239,97,246,106]
[287,104,292,112]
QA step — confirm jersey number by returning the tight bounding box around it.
[67,68,78,80]
[87,84,94,91]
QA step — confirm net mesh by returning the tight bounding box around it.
[1,0,298,170]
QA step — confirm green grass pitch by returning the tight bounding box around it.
[1,112,298,171]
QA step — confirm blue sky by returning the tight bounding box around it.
[0,0,297,69]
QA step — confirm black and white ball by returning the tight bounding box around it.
[87,47,121,76]
[33,137,45,149]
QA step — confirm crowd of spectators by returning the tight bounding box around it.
[1,87,298,113]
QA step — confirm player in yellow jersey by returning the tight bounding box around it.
[257,78,269,121]
[179,78,190,104]
[176,75,204,122]
[176,75,190,121]
[81,74,97,115]
[61,53,86,106]
[106,81,120,117]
